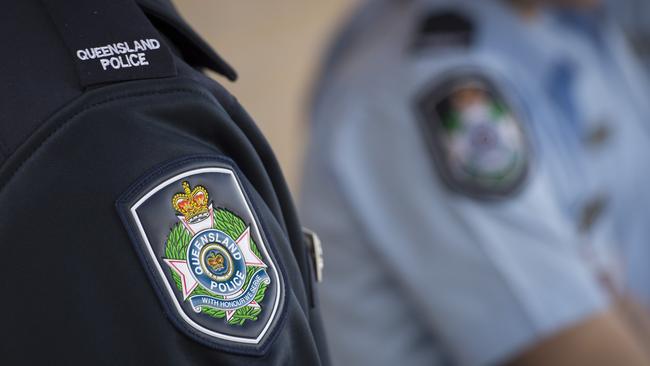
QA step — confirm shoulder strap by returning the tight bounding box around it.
[40,0,177,87]
[136,0,237,81]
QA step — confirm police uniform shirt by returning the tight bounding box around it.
[299,0,645,365]
[543,7,650,305]
[0,0,328,364]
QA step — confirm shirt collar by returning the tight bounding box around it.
[137,0,237,81]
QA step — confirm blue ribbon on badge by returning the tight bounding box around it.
[189,268,270,312]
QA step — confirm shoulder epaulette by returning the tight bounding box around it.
[411,10,475,52]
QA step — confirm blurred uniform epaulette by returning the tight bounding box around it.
[410,10,474,53]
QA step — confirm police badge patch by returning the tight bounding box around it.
[417,73,529,198]
[116,157,284,354]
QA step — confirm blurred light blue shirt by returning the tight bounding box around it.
[300,1,650,365]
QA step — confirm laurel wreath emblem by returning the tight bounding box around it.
[164,208,269,326]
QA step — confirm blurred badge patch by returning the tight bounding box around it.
[417,74,529,198]
[117,158,284,354]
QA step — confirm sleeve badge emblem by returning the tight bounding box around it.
[164,181,270,324]
[117,159,285,354]
[417,73,530,198]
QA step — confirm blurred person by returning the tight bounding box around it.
[0,0,329,365]
[300,0,650,365]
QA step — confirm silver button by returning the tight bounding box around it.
[303,228,324,283]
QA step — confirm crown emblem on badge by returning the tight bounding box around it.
[172,181,210,224]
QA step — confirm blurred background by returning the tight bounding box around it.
[174,0,358,195]
[172,0,650,197]
[172,1,650,365]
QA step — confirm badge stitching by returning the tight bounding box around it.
[116,155,287,354]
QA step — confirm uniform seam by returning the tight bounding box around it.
[0,86,287,355]
[0,87,209,196]
[0,133,9,160]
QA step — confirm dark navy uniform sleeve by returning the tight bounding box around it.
[0,1,327,365]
